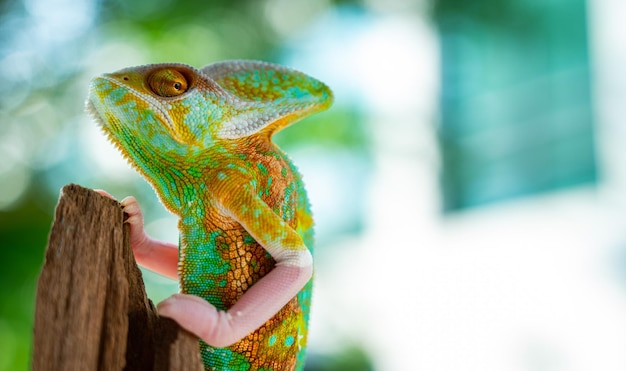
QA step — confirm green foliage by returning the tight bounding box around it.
[99,1,277,64]
[0,185,52,371]
[305,345,374,371]
[275,108,367,151]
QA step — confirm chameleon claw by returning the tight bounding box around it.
[119,196,143,226]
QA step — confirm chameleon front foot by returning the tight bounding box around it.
[93,190,179,279]
[158,263,312,348]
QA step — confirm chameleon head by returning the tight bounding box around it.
[86,60,333,163]
[87,60,332,184]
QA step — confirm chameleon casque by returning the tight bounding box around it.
[87,60,332,370]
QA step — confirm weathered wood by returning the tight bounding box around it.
[33,184,203,371]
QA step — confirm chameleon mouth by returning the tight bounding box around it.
[86,76,178,136]
[85,77,123,132]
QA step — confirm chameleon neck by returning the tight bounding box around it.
[137,142,226,213]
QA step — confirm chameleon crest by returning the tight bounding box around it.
[87,60,332,370]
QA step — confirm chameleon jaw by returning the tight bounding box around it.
[85,98,140,170]
[87,76,185,144]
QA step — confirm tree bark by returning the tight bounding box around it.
[33,184,203,371]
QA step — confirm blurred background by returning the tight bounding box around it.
[1,0,625,369]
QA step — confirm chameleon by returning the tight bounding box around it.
[86,60,332,370]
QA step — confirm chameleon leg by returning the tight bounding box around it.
[158,262,312,347]
[158,182,315,347]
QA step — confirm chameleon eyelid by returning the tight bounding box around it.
[148,68,189,97]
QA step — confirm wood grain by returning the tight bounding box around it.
[33,184,203,371]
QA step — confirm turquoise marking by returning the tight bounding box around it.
[200,343,251,371]
[95,79,113,91]
[118,101,140,125]
[286,86,310,100]
[284,335,295,347]
[282,182,295,219]
[109,86,128,103]
[257,162,269,175]
[182,93,223,145]
[268,334,277,347]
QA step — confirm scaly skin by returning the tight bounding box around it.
[87,60,332,370]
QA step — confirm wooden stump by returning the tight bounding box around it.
[33,184,203,371]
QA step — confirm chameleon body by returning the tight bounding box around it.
[87,60,332,370]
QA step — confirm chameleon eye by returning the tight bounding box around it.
[148,68,188,97]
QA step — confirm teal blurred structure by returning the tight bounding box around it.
[434,0,596,210]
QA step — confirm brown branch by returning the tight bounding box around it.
[33,184,203,371]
